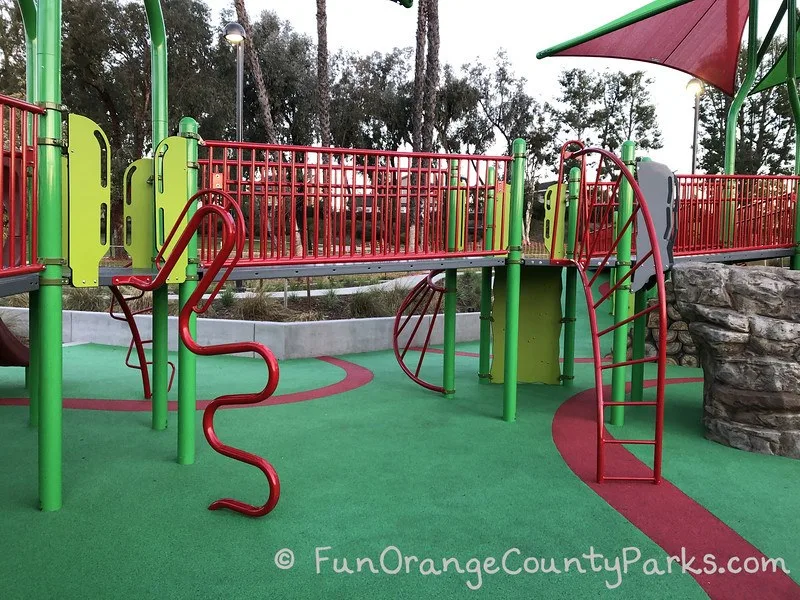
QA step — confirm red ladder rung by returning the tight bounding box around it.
[603,439,656,445]
[601,401,657,407]
[601,476,658,483]
[601,356,658,370]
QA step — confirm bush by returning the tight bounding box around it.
[64,287,109,312]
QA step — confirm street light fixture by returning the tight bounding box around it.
[224,22,246,291]
[224,22,246,142]
[686,77,706,174]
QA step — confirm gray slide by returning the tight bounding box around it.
[632,160,679,293]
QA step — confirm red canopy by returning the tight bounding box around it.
[537,0,750,97]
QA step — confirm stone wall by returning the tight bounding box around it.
[671,262,800,459]
[631,280,699,367]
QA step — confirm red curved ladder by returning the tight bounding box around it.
[113,189,281,517]
[108,284,175,399]
[560,144,669,484]
[392,270,446,393]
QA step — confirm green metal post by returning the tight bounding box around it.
[19,0,39,425]
[609,141,636,427]
[562,167,581,384]
[724,0,759,174]
[502,139,526,422]
[478,166,496,384]
[36,0,63,512]
[722,0,759,244]
[443,160,459,398]
[630,290,647,402]
[144,0,169,431]
[177,117,199,464]
[788,0,800,269]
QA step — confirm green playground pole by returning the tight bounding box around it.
[788,0,800,269]
[723,0,758,244]
[630,290,647,402]
[20,0,39,425]
[502,139,526,422]
[609,141,636,427]
[562,167,581,384]
[177,117,199,464]
[144,0,169,431]
[443,160,459,398]
[36,0,63,512]
[478,166,496,385]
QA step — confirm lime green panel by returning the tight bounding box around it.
[65,114,111,287]
[454,190,467,251]
[123,159,155,270]
[492,184,512,251]
[61,156,68,261]
[491,267,563,385]
[543,184,566,258]
[154,136,189,284]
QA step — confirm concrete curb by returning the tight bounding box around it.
[0,307,480,360]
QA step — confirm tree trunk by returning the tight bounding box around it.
[315,0,332,148]
[411,0,428,153]
[421,0,439,153]
[234,0,277,143]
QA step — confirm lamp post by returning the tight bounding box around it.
[686,77,706,174]
[224,22,246,291]
[224,22,246,142]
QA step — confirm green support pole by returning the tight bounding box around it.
[723,0,759,244]
[19,0,39,425]
[144,0,169,432]
[788,0,800,269]
[443,160,459,398]
[630,290,647,402]
[609,141,636,427]
[177,118,199,464]
[36,0,63,512]
[478,166,496,384]
[562,167,581,385]
[502,139,526,422]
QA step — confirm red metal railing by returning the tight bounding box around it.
[198,141,511,267]
[554,174,797,259]
[1,94,43,277]
[674,174,797,255]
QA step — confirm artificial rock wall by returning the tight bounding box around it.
[671,262,800,459]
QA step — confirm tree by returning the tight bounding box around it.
[315,0,332,147]
[698,37,794,174]
[421,0,439,152]
[0,0,25,97]
[411,0,428,152]
[329,48,413,150]
[234,0,277,143]
[435,65,492,154]
[552,68,662,157]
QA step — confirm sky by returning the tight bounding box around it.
[205,0,787,173]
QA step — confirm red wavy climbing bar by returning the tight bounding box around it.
[114,189,281,518]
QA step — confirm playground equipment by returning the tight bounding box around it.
[3,0,800,517]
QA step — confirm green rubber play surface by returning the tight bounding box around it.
[1,284,798,598]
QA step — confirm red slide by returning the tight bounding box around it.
[0,316,29,367]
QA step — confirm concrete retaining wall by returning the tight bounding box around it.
[0,307,480,360]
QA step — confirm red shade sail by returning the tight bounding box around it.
[537,0,750,97]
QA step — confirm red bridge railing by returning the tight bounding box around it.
[674,174,797,255]
[1,94,43,278]
[198,141,511,267]
[574,174,797,259]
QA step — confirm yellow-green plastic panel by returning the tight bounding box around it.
[123,158,155,270]
[490,266,563,385]
[492,184,512,251]
[154,136,189,284]
[65,114,111,287]
[544,184,566,259]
